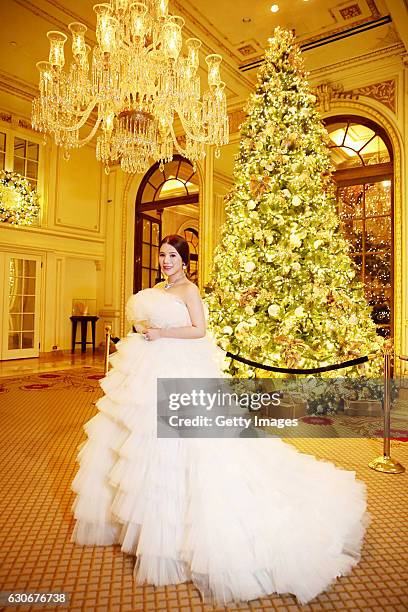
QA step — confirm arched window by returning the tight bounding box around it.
[324,116,394,338]
[134,156,199,291]
[183,227,199,284]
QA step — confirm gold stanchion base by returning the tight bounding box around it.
[368,455,405,474]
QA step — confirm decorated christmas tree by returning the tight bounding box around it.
[206,28,383,378]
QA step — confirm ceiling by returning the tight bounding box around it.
[0,0,406,179]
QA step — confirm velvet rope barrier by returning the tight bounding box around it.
[225,351,369,374]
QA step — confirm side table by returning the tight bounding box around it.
[70,315,99,353]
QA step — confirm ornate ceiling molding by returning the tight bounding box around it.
[171,1,239,64]
[353,79,396,112]
[14,0,75,31]
[171,0,254,90]
[0,112,12,124]
[314,79,397,113]
[314,82,358,112]
[41,0,95,30]
[309,43,404,80]
[0,70,37,102]
[14,0,98,46]
[301,0,382,46]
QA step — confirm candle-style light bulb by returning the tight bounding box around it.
[47,31,68,68]
[130,2,147,41]
[156,0,168,18]
[206,54,222,87]
[162,22,182,61]
[68,22,87,58]
[186,38,201,74]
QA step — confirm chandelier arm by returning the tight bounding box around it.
[169,122,188,156]
[76,117,102,146]
[65,99,97,130]
[46,98,97,132]
[176,109,212,144]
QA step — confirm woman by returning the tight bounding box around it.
[71,234,367,606]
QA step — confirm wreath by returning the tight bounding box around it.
[0,170,40,225]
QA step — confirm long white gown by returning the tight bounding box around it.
[71,288,368,605]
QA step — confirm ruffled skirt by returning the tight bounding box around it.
[71,333,368,605]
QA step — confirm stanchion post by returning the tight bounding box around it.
[369,342,405,474]
[104,325,112,376]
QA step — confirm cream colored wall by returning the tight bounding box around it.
[64,257,98,340]
[0,121,106,354]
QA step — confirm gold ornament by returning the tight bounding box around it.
[239,287,260,307]
[250,175,272,197]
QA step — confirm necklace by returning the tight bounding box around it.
[164,274,186,290]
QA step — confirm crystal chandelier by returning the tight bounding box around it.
[31,0,229,174]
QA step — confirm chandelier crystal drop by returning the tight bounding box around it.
[31,0,229,174]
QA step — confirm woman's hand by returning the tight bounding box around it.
[134,319,149,333]
[142,327,162,341]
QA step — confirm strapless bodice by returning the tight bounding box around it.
[126,288,192,329]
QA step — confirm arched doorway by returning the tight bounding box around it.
[324,115,394,338]
[134,155,199,291]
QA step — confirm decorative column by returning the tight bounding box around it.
[199,144,215,290]
[98,167,124,339]
[402,54,408,361]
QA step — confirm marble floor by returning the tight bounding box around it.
[0,366,407,611]
[0,350,105,378]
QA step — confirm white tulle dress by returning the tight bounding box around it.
[71,288,368,606]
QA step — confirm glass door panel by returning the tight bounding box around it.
[336,180,392,338]
[134,213,162,292]
[1,254,41,359]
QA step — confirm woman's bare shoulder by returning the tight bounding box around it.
[180,281,201,298]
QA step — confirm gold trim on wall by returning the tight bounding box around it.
[315,79,397,114]
[120,173,133,337]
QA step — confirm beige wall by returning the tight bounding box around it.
[0,122,106,353]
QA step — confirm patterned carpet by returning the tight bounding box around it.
[0,367,407,612]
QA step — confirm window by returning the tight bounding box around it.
[327,121,390,169]
[140,215,161,289]
[325,116,393,338]
[13,137,39,187]
[0,128,41,226]
[140,157,199,204]
[8,258,37,350]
